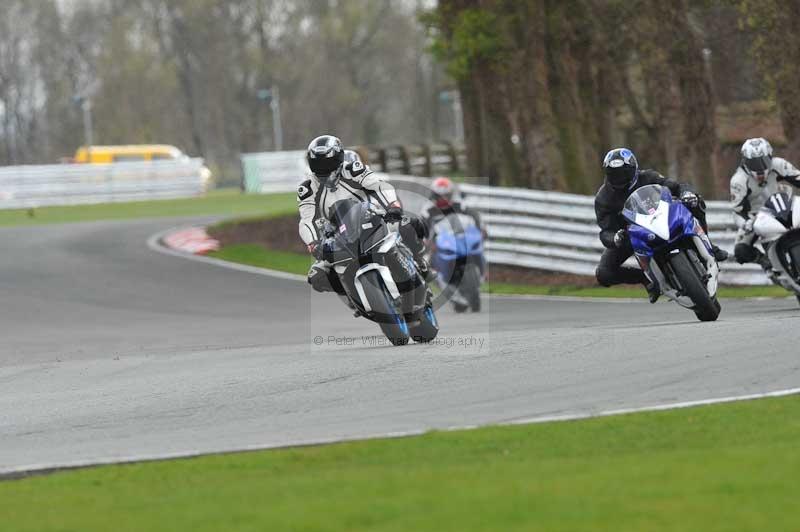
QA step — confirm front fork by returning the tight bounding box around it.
[635,254,657,286]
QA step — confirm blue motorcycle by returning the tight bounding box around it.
[431,213,485,312]
[623,184,721,321]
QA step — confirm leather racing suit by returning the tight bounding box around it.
[298,161,427,293]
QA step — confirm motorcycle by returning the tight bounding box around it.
[753,190,800,305]
[319,199,439,345]
[623,184,721,321]
[430,213,485,313]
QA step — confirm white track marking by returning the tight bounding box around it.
[3,386,798,477]
[504,386,800,425]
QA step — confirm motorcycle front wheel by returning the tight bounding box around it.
[668,250,720,322]
[410,304,439,343]
[359,270,410,346]
[787,244,800,306]
[462,262,482,312]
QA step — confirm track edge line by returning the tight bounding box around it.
[4,386,798,479]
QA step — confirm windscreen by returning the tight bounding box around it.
[434,212,477,236]
[623,184,665,216]
[329,199,371,244]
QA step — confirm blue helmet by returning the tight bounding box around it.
[603,148,639,190]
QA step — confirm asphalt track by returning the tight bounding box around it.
[1,218,799,474]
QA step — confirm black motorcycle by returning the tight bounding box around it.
[320,199,439,345]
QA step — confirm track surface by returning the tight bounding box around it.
[1,218,799,472]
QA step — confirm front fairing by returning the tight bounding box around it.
[623,185,699,257]
[434,226,484,261]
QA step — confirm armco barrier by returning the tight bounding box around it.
[0,159,210,209]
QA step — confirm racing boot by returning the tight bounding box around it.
[711,245,729,262]
[645,280,661,304]
[756,253,779,284]
[757,253,772,271]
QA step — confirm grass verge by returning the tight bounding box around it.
[0,189,295,227]
[2,395,798,531]
[208,244,311,275]
[205,242,791,299]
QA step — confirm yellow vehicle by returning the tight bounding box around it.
[73,144,187,163]
[72,144,213,189]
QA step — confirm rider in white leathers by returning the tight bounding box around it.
[298,135,429,294]
[730,138,800,267]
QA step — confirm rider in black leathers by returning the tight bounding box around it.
[594,148,728,303]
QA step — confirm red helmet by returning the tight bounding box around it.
[431,177,455,209]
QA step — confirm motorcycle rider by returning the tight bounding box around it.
[423,176,485,237]
[298,135,430,294]
[595,147,728,303]
[730,137,800,269]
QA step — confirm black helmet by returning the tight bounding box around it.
[602,148,639,191]
[307,135,344,182]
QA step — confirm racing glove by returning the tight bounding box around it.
[384,201,403,223]
[307,240,323,259]
[613,228,628,248]
[680,191,699,209]
[743,218,755,234]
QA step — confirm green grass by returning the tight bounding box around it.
[0,189,296,227]
[208,244,312,275]
[2,395,799,531]
[205,243,792,299]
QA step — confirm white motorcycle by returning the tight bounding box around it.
[753,190,800,305]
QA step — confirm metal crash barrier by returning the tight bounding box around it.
[0,159,210,209]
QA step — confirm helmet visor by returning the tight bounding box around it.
[309,153,342,178]
[744,156,770,174]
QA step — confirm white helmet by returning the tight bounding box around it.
[343,149,362,165]
[741,137,773,180]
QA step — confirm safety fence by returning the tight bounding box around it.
[0,159,211,209]
[358,143,466,176]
